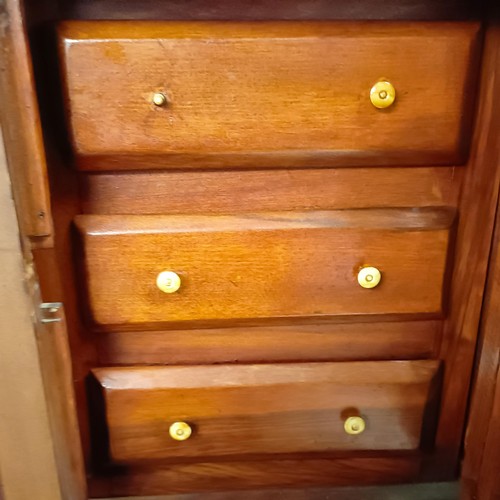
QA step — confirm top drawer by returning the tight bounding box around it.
[58,21,480,171]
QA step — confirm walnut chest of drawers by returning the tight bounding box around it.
[2,0,500,498]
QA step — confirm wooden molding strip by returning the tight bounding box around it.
[0,0,52,239]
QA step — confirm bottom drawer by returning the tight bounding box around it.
[90,360,441,464]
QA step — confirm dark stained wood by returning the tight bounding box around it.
[91,361,440,463]
[472,370,500,499]
[461,29,500,499]
[82,166,463,215]
[75,208,455,328]
[32,174,98,472]
[462,369,500,499]
[0,0,53,238]
[428,23,500,479]
[22,2,102,481]
[89,455,422,497]
[58,21,480,170]
[61,0,480,22]
[97,320,441,366]
[0,1,89,498]
[0,101,65,499]
[33,302,87,500]
[5,1,498,496]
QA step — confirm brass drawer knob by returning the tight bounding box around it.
[370,80,396,109]
[156,271,181,294]
[344,416,366,435]
[357,266,382,289]
[169,422,192,441]
[152,92,167,107]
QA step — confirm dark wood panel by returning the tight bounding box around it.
[0,1,87,499]
[97,320,441,365]
[75,208,454,328]
[61,0,480,21]
[89,455,421,497]
[428,24,500,479]
[461,24,500,498]
[33,303,87,500]
[58,21,480,170]
[81,167,462,215]
[91,361,440,463]
[463,369,500,499]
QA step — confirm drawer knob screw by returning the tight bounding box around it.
[152,92,168,107]
[357,266,382,289]
[169,422,192,441]
[344,416,366,435]
[156,271,182,293]
[370,80,396,109]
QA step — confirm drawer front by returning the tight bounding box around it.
[90,360,441,462]
[59,21,479,170]
[75,208,454,328]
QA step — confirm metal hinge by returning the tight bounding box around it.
[39,302,63,324]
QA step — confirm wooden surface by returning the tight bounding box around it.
[461,29,500,500]
[0,2,88,498]
[82,167,462,215]
[76,208,454,328]
[61,0,480,21]
[58,21,479,170]
[34,303,87,500]
[97,320,441,366]
[0,128,63,499]
[2,1,497,496]
[89,455,422,497]
[0,0,53,238]
[428,23,500,479]
[91,361,440,462]
[469,370,500,499]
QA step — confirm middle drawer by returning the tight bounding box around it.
[75,208,454,328]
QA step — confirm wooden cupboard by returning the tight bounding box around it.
[0,0,499,498]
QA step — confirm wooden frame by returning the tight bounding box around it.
[0,120,64,500]
[0,0,85,498]
[461,29,500,500]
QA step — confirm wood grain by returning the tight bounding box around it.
[81,166,462,215]
[97,320,441,366]
[0,0,53,238]
[89,455,421,497]
[428,23,500,479]
[58,21,480,170]
[0,1,89,498]
[90,360,440,463]
[464,369,500,500]
[474,369,500,499]
[75,208,454,328]
[461,24,500,496]
[0,112,62,500]
[34,302,87,500]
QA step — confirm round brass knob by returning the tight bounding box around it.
[156,271,181,294]
[344,416,366,435]
[357,266,382,289]
[169,422,192,441]
[370,80,396,109]
[152,92,167,107]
